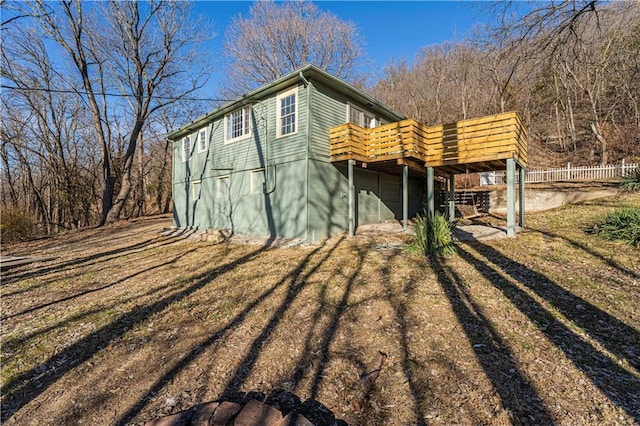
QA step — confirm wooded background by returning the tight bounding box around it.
[1,0,638,240]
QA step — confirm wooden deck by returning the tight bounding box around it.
[329,111,527,175]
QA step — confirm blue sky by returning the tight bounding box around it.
[194,1,492,95]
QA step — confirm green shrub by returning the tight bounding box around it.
[407,213,428,256]
[1,209,38,243]
[408,211,456,257]
[592,207,640,247]
[621,167,640,191]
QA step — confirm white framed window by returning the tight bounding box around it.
[197,128,208,153]
[224,107,251,143]
[216,175,229,199]
[276,87,297,138]
[347,103,377,128]
[250,168,265,194]
[181,136,191,162]
[191,180,201,200]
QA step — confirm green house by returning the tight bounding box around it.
[168,64,425,242]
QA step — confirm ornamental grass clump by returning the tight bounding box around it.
[408,211,456,257]
[592,207,640,247]
[621,167,640,191]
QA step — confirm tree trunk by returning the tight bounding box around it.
[590,122,608,165]
[136,130,145,217]
[104,121,142,223]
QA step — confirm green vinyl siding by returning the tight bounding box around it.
[356,170,379,226]
[208,85,308,175]
[307,159,349,241]
[209,160,307,239]
[172,124,215,185]
[380,174,402,220]
[308,83,347,160]
[173,159,307,239]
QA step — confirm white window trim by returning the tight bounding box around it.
[224,107,252,144]
[191,180,202,200]
[250,168,265,194]
[216,175,229,199]
[276,86,298,138]
[181,136,191,162]
[346,102,377,128]
[197,128,208,153]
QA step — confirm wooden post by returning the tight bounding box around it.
[507,158,516,237]
[622,158,626,177]
[427,167,435,219]
[402,164,408,231]
[519,166,525,228]
[348,159,354,237]
[448,173,455,222]
[567,162,571,180]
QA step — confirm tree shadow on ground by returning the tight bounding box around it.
[2,233,185,291]
[2,278,185,353]
[456,242,640,421]
[529,226,640,281]
[2,248,197,321]
[116,238,349,425]
[1,243,270,423]
[305,244,367,401]
[379,261,429,426]
[430,255,556,425]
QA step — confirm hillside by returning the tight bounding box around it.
[1,190,639,425]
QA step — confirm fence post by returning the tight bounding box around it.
[567,162,571,180]
[622,158,626,177]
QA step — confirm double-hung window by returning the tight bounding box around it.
[198,128,207,153]
[181,136,191,162]
[347,103,377,128]
[224,107,251,143]
[216,175,229,199]
[250,168,265,194]
[276,87,297,137]
[192,180,202,200]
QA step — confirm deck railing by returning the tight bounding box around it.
[329,111,528,168]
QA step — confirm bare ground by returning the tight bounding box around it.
[1,191,639,425]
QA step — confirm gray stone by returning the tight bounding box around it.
[233,399,283,426]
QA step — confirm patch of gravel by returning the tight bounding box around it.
[454,225,513,241]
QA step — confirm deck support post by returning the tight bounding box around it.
[348,159,355,237]
[427,167,435,219]
[402,164,408,231]
[506,158,516,237]
[448,173,455,222]
[519,166,525,228]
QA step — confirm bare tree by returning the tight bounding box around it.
[223,0,366,95]
[1,24,100,232]
[28,0,213,224]
[373,1,639,167]
[503,0,638,164]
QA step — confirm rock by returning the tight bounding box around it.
[210,401,242,425]
[190,401,219,426]
[274,412,314,426]
[265,390,301,416]
[233,399,283,425]
[144,410,191,426]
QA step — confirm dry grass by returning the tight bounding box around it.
[1,191,639,425]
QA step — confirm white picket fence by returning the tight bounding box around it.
[482,160,638,185]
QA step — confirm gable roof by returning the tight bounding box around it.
[167,64,406,140]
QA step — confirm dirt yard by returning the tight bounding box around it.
[2,191,639,425]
